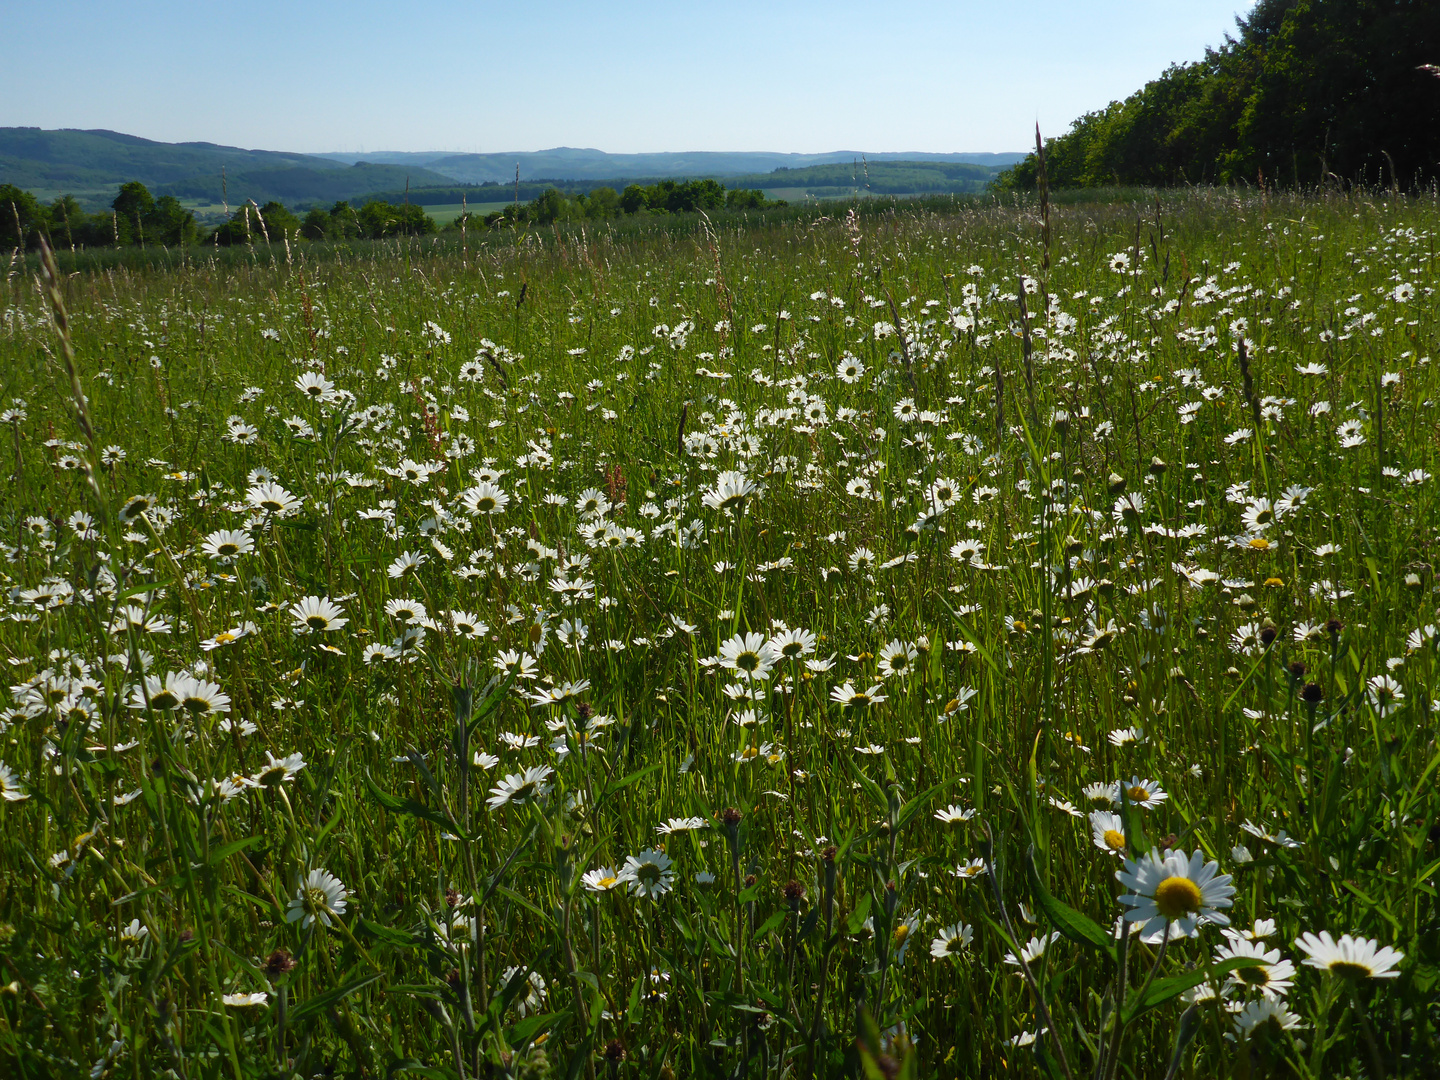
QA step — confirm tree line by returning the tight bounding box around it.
[998,0,1440,190]
[2,177,783,250]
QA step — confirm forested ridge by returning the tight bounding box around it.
[999,0,1440,190]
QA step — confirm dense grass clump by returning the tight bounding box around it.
[1,189,1438,1079]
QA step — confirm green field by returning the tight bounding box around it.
[2,189,1437,1078]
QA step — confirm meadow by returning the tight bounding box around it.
[1,188,1437,1079]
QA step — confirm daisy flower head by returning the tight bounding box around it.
[581,866,623,892]
[836,355,865,383]
[701,470,758,512]
[119,493,158,523]
[718,632,774,682]
[876,639,918,680]
[295,372,337,402]
[620,849,675,899]
[450,610,488,639]
[385,598,428,625]
[1216,938,1295,998]
[1004,931,1062,966]
[1090,811,1128,857]
[935,804,975,824]
[222,992,269,1008]
[1233,997,1304,1036]
[1114,776,1168,810]
[830,681,887,709]
[247,481,301,517]
[463,481,510,516]
[767,626,816,661]
[486,765,554,811]
[0,762,29,802]
[930,922,974,959]
[1116,848,1234,940]
[176,675,231,717]
[1294,931,1403,980]
[285,868,349,929]
[201,529,254,562]
[290,595,348,634]
[1365,674,1404,717]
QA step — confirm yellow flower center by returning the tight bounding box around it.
[1153,876,1203,919]
[1248,537,1271,551]
[1103,829,1126,851]
[1127,786,1150,802]
[893,924,910,945]
[1328,960,1373,980]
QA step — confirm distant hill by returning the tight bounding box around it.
[0,128,1026,210]
[319,147,1027,184]
[0,128,454,209]
[0,127,332,187]
[358,160,1003,209]
[152,164,458,209]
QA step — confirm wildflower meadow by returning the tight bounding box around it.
[2,189,1438,1078]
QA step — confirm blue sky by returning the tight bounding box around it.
[4,1,1251,154]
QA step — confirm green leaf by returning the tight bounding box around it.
[846,893,874,936]
[357,918,415,948]
[1025,847,1115,962]
[755,910,787,940]
[362,771,454,832]
[387,1060,456,1079]
[1122,957,1264,1022]
[207,835,263,864]
[507,1011,564,1049]
[845,756,888,814]
[894,776,962,833]
[600,761,661,800]
[288,971,383,1025]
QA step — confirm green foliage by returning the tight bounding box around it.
[998,0,1440,190]
[2,190,1439,1077]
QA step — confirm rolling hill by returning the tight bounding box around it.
[0,128,1026,211]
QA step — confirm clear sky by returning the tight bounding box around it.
[3,1,1252,155]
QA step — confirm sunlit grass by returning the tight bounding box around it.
[1,187,1437,1079]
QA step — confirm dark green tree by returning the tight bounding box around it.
[0,184,43,249]
[148,195,198,246]
[112,181,155,242]
[301,208,331,240]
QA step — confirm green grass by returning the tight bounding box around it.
[1,187,1438,1079]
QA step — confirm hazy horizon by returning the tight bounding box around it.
[3,1,1252,156]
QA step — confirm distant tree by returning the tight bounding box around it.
[47,195,84,248]
[0,184,43,249]
[328,201,361,240]
[148,196,199,246]
[301,208,330,240]
[997,0,1440,190]
[583,186,620,218]
[112,181,155,242]
[356,201,435,238]
[256,201,302,240]
[532,187,571,224]
[725,188,770,209]
[620,184,648,214]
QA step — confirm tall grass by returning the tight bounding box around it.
[1,186,1437,1079]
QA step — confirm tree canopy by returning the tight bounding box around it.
[998,0,1440,190]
